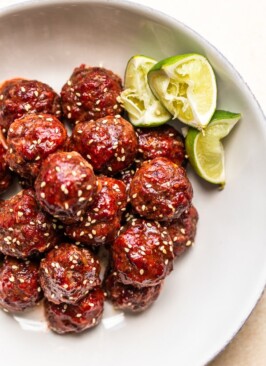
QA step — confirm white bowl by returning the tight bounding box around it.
[0,1,265,366]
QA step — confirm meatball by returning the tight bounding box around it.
[61,65,123,124]
[0,256,42,312]
[65,177,127,246]
[71,116,138,175]
[0,131,12,194]
[39,243,101,304]
[35,151,97,224]
[112,218,174,287]
[6,114,67,179]
[165,205,199,257]
[129,157,193,221]
[105,271,162,312]
[136,125,185,165]
[0,189,59,258]
[0,78,61,132]
[44,287,104,334]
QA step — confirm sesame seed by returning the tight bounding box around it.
[139,269,144,275]
[124,248,129,253]
[63,284,68,289]
[92,318,96,324]
[64,202,69,210]
[11,265,18,270]
[0,95,3,100]
[165,259,169,265]
[76,102,82,106]
[19,278,25,283]
[173,236,178,242]
[67,80,72,86]
[21,86,26,92]
[78,197,85,202]
[24,103,31,111]
[132,193,137,198]
[77,211,82,216]
[40,192,45,198]
[67,113,72,119]
[141,205,146,211]
[9,276,15,282]
[78,190,82,197]
[86,185,92,190]
[18,211,23,217]
[92,230,97,235]
[40,181,46,188]
[186,240,192,247]
[180,228,186,234]
[55,166,61,172]
[37,287,41,292]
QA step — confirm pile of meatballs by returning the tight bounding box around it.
[0,65,198,334]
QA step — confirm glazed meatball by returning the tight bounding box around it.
[112,218,174,287]
[65,177,127,246]
[130,157,193,221]
[0,256,42,312]
[0,78,61,132]
[165,205,199,257]
[105,271,162,312]
[39,243,101,304]
[0,132,12,194]
[6,114,67,179]
[61,65,123,124]
[136,125,185,165]
[44,287,104,334]
[71,116,138,175]
[0,189,59,258]
[35,151,97,224]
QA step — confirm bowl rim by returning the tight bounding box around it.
[0,1,265,365]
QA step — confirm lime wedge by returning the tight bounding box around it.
[185,110,241,186]
[148,53,217,129]
[119,55,171,127]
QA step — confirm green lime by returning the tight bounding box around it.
[148,53,217,130]
[185,110,241,186]
[119,55,171,127]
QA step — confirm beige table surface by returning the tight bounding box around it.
[0,0,265,365]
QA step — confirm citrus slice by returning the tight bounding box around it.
[148,53,217,129]
[119,55,171,127]
[185,110,241,186]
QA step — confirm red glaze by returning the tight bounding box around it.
[0,134,12,194]
[165,205,199,257]
[65,177,127,246]
[0,189,59,258]
[61,65,123,124]
[116,165,136,195]
[0,256,42,312]
[71,116,138,175]
[105,271,162,312]
[35,151,97,224]
[112,218,174,287]
[39,243,101,304]
[0,78,61,132]
[129,157,193,221]
[45,287,104,334]
[136,125,185,165]
[6,114,67,179]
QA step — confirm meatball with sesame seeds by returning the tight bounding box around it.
[0,131,12,194]
[112,219,174,287]
[105,271,162,312]
[0,256,42,312]
[0,78,61,132]
[40,243,101,305]
[61,65,123,124]
[136,125,186,166]
[130,157,193,221]
[6,114,67,180]
[165,205,199,257]
[35,151,97,224]
[44,286,104,334]
[71,115,138,175]
[65,176,127,246]
[0,189,59,258]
